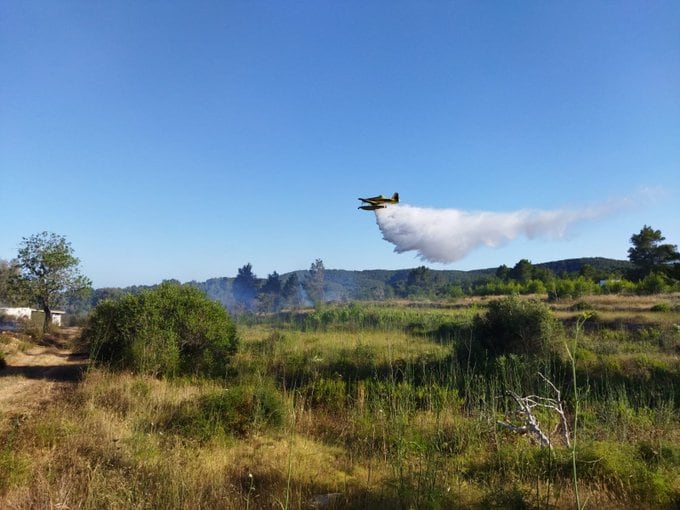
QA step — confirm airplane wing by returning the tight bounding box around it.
[358,204,387,211]
[358,193,399,205]
[358,195,386,204]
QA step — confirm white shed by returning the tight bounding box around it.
[0,307,33,321]
[0,307,65,327]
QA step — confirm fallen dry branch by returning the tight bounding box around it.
[497,372,570,449]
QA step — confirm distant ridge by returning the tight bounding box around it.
[96,257,631,308]
[188,257,632,307]
[533,257,632,275]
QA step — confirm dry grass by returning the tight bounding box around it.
[0,369,400,509]
[2,295,680,509]
[2,363,678,508]
[0,333,33,356]
[549,292,680,312]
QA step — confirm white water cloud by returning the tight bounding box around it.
[374,202,626,264]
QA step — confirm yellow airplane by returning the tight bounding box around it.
[357,192,399,210]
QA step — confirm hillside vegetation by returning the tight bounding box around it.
[2,291,680,509]
[76,256,680,319]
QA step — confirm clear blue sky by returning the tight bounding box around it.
[2,1,678,288]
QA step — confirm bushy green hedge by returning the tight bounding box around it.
[473,296,558,357]
[84,283,238,377]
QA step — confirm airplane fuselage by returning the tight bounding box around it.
[358,192,399,209]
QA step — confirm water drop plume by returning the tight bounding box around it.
[374,202,619,263]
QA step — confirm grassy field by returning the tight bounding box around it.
[1,294,679,509]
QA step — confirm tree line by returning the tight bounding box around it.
[229,258,325,313]
[1,226,679,330]
[397,225,680,299]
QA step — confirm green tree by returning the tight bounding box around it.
[257,271,282,313]
[16,232,90,332]
[232,263,258,312]
[405,265,434,297]
[92,287,126,307]
[628,225,680,281]
[579,263,597,281]
[532,266,555,283]
[0,259,12,304]
[62,285,94,326]
[0,259,29,306]
[307,259,325,306]
[509,259,533,283]
[281,273,302,309]
[495,264,510,281]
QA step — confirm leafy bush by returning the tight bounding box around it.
[577,441,677,505]
[600,278,636,294]
[84,283,238,377]
[650,303,671,313]
[551,276,599,299]
[304,377,347,413]
[167,383,285,439]
[473,296,558,357]
[637,273,668,295]
[523,278,547,295]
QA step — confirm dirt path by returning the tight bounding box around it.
[0,332,88,420]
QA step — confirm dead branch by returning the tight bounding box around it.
[497,373,571,448]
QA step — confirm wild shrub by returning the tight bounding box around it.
[524,278,547,295]
[600,278,637,294]
[638,439,680,469]
[577,441,677,504]
[303,377,347,413]
[84,282,238,377]
[654,324,680,352]
[20,318,45,340]
[427,319,472,344]
[637,273,668,295]
[473,296,559,357]
[167,383,285,439]
[551,276,599,299]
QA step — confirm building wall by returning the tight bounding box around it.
[30,310,63,327]
[0,307,64,327]
[0,307,33,320]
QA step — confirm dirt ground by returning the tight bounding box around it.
[0,328,87,422]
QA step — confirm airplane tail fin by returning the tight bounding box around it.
[392,192,399,203]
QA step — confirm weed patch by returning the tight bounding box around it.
[162,383,285,440]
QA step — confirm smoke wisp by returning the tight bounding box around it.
[375,203,621,263]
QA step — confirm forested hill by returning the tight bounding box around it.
[90,257,632,310]
[190,257,631,307]
[312,257,632,301]
[534,257,632,275]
